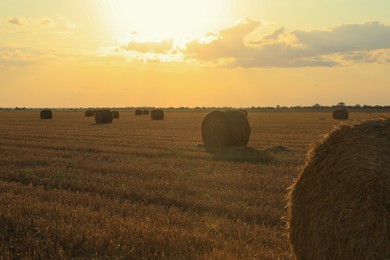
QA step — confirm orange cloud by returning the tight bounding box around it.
[119,39,174,54]
[183,20,390,68]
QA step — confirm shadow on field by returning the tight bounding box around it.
[199,145,275,164]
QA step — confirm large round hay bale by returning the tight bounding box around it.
[95,109,113,124]
[142,109,150,115]
[239,109,248,116]
[40,109,52,119]
[135,109,143,116]
[112,111,120,119]
[85,110,95,117]
[287,118,390,260]
[333,108,349,120]
[201,110,251,146]
[150,109,164,120]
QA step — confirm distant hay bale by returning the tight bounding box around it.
[85,110,95,117]
[201,110,251,146]
[332,108,349,120]
[135,109,143,116]
[150,109,164,120]
[112,111,120,119]
[142,109,150,115]
[287,118,390,260]
[95,109,113,124]
[40,109,52,119]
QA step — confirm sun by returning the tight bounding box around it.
[99,0,230,41]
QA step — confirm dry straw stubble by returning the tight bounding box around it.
[287,118,390,259]
[201,110,251,146]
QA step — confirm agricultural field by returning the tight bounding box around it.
[0,109,389,259]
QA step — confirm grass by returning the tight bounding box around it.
[0,109,388,259]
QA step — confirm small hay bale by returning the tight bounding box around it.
[85,110,96,117]
[142,109,150,115]
[40,109,52,119]
[333,108,349,120]
[95,109,113,124]
[135,109,143,116]
[150,109,164,120]
[112,111,120,119]
[201,110,251,146]
[287,118,390,260]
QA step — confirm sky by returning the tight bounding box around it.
[1,0,390,108]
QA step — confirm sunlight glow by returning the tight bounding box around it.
[99,0,229,41]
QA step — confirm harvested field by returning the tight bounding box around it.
[0,109,388,259]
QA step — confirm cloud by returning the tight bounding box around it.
[263,27,285,40]
[3,16,74,32]
[39,18,53,26]
[7,17,24,26]
[183,20,390,68]
[119,39,174,54]
[294,21,390,53]
[339,49,390,64]
[0,45,40,68]
[185,18,259,61]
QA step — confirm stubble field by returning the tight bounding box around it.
[0,109,388,259]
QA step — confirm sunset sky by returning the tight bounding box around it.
[1,0,390,108]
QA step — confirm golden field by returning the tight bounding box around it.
[0,109,388,259]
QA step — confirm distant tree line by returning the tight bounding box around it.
[0,103,389,111]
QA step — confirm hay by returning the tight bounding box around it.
[135,109,143,116]
[85,110,95,117]
[112,111,120,119]
[239,109,248,116]
[95,109,113,124]
[333,108,349,120]
[40,109,52,119]
[201,110,251,146]
[142,110,150,115]
[150,109,164,120]
[287,118,390,260]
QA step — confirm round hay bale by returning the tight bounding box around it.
[287,118,390,260]
[135,109,143,116]
[239,109,248,116]
[142,109,150,115]
[201,110,251,146]
[112,111,120,119]
[95,109,113,124]
[150,109,164,120]
[85,110,95,117]
[40,109,52,119]
[333,108,349,120]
